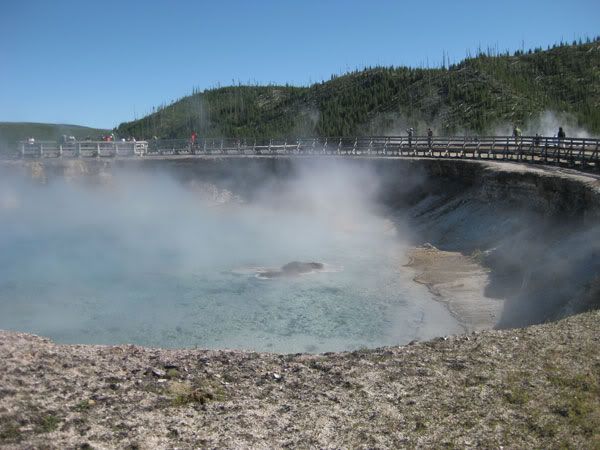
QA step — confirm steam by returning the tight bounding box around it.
[0,163,385,276]
[0,160,460,352]
[524,111,593,138]
[495,110,596,138]
[292,107,320,136]
[1,156,595,350]
[371,109,597,138]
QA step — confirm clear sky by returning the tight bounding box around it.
[1,0,598,129]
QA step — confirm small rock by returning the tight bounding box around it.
[273,373,282,381]
[151,368,166,378]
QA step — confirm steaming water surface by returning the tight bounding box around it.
[0,166,462,353]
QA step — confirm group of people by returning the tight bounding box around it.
[54,134,138,144]
[514,125,567,146]
[51,128,570,148]
[405,126,568,147]
[406,127,435,147]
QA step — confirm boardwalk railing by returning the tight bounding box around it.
[13,141,147,158]
[5,136,600,171]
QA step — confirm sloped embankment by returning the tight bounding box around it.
[393,160,600,328]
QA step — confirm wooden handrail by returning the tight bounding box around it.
[4,136,599,172]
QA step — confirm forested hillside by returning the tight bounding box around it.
[117,39,600,139]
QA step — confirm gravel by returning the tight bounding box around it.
[1,309,598,448]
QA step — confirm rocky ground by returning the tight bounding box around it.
[1,309,598,449]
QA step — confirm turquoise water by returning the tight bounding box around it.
[0,169,461,353]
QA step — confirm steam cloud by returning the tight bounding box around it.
[0,160,459,352]
[495,110,596,138]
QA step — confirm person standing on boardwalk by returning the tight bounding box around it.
[427,128,433,148]
[557,127,566,148]
[512,125,522,145]
[191,131,198,151]
[407,128,414,147]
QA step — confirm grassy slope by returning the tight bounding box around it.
[0,122,110,145]
[116,40,600,139]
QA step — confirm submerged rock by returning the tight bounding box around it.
[281,261,324,274]
[260,261,324,279]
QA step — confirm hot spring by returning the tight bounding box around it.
[0,158,463,353]
[2,157,599,353]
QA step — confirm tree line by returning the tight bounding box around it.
[116,38,600,139]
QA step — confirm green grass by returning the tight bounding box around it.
[497,364,600,446]
[74,399,95,412]
[547,371,600,437]
[167,380,225,407]
[503,371,532,405]
[0,122,110,145]
[0,416,22,443]
[37,414,60,433]
[165,368,180,379]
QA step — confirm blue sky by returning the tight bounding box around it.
[1,0,598,129]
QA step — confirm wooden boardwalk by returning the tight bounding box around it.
[9,135,600,171]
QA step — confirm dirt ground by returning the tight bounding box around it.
[1,309,599,448]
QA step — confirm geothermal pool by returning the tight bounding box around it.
[0,162,462,353]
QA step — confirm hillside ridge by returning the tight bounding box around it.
[116,39,600,139]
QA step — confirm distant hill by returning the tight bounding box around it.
[0,122,110,145]
[116,38,600,139]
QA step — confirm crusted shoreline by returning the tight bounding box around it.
[405,244,503,333]
[1,310,599,448]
